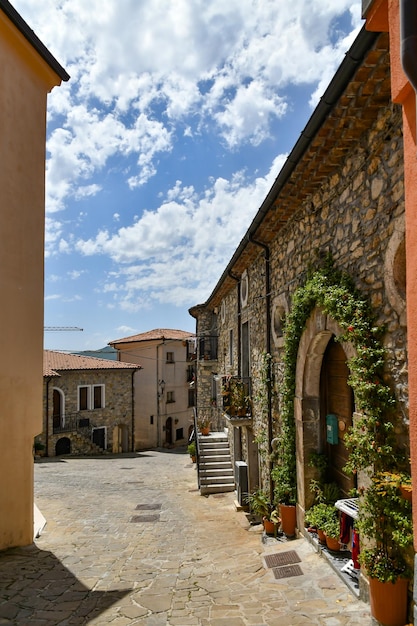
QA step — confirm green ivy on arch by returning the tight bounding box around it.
[274,256,398,504]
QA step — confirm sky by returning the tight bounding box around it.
[14,0,362,351]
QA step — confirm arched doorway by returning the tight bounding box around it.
[165,417,173,445]
[52,388,64,431]
[319,335,355,498]
[55,437,71,455]
[295,308,356,521]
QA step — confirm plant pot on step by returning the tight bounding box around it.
[369,577,409,626]
[324,534,340,552]
[263,517,276,535]
[279,504,296,537]
[317,528,326,545]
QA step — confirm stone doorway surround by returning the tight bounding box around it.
[294,307,356,529]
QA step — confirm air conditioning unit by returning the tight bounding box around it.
[235,461,248,506]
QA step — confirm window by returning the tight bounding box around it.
[166,351,175,363]
[78,384,105,410]
[166,391,175,403]
[188,388,195,407]
[187,364,195,383]
[78,386,89,411]
[176,427,184,441]
[93,385,103,409]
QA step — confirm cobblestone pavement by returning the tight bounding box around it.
[0,449,372,625]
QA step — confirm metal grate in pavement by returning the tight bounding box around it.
[135,503,162,510]
[130,514,159,523]
[264,550,301,568]
[272,564,303,579]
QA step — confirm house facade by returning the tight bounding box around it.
[190,24,411,602]
[109,329,196,450]
[0,0,68,549]
[41,351,140,457]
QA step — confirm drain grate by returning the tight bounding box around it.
[130,514,159,523]
[272,564,303,579]
[135,503,162,511]
[264,550,301,568]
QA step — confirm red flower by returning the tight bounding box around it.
[348,325,354,332]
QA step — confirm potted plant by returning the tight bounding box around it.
[33,439,45,457]
[187,441,196,462]
[272,464,297,537]
[198,416,210,436]
[306,503,337,545]
[230,378,251,417]
[246,489,280,535]
[322,515,341,552]
[357,472,413,626]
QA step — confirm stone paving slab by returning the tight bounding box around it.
[0,450,372,625]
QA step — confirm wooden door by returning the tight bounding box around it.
[320,336,354,498]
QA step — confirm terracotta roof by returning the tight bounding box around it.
[109,328,195,346]
[43,350,141,377]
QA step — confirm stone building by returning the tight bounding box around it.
[109,329,196,450]
[40,351,140,457]
[190,24,410,601]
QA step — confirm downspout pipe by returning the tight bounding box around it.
[400,0,417,93]
[228,270,241,374]
[248,235,274,503]
[131,370,135,453]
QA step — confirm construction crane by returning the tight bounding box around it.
[44,327,83,331]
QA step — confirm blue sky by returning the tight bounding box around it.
[14,0,362,351]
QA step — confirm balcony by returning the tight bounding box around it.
[220,376,252,427]
[198,335,218,361]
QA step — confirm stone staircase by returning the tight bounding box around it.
[198,431,235,495]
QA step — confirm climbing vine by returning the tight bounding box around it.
[275,255,399,504]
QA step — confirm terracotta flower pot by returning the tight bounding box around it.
[317,528,326,545]
[324,534,340,552]
[369,576,409,626]
[263,517,276,535]
[279,504,296,537]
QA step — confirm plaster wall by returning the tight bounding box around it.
[0,12,62,548]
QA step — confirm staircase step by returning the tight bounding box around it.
[200,483,235,495]
[200,475,234,485]
[199,467,234,477]
[199,456,232,465]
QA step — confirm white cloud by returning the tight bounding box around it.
[15,0,361,214]
[75,153,287,309]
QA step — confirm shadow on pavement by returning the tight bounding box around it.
[0,544,131,625]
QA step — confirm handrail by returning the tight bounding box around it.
[192,407,200,488]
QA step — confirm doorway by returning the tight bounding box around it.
[165,417,173,445]
[55,437,71,455]
[52,388,63,431]
[320,335,354,497]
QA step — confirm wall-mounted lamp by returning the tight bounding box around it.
[158,379,166,397]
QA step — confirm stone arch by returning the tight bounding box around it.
[55,437,71,456]
[52,387,65,430]
[294,307,356,522]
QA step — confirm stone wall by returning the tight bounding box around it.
[41,369,134,456]
[196,101,407,490]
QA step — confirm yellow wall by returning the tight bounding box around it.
[0,10,64,549]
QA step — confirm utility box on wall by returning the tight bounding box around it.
[326,414,339,445]
[235,461,248,506]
